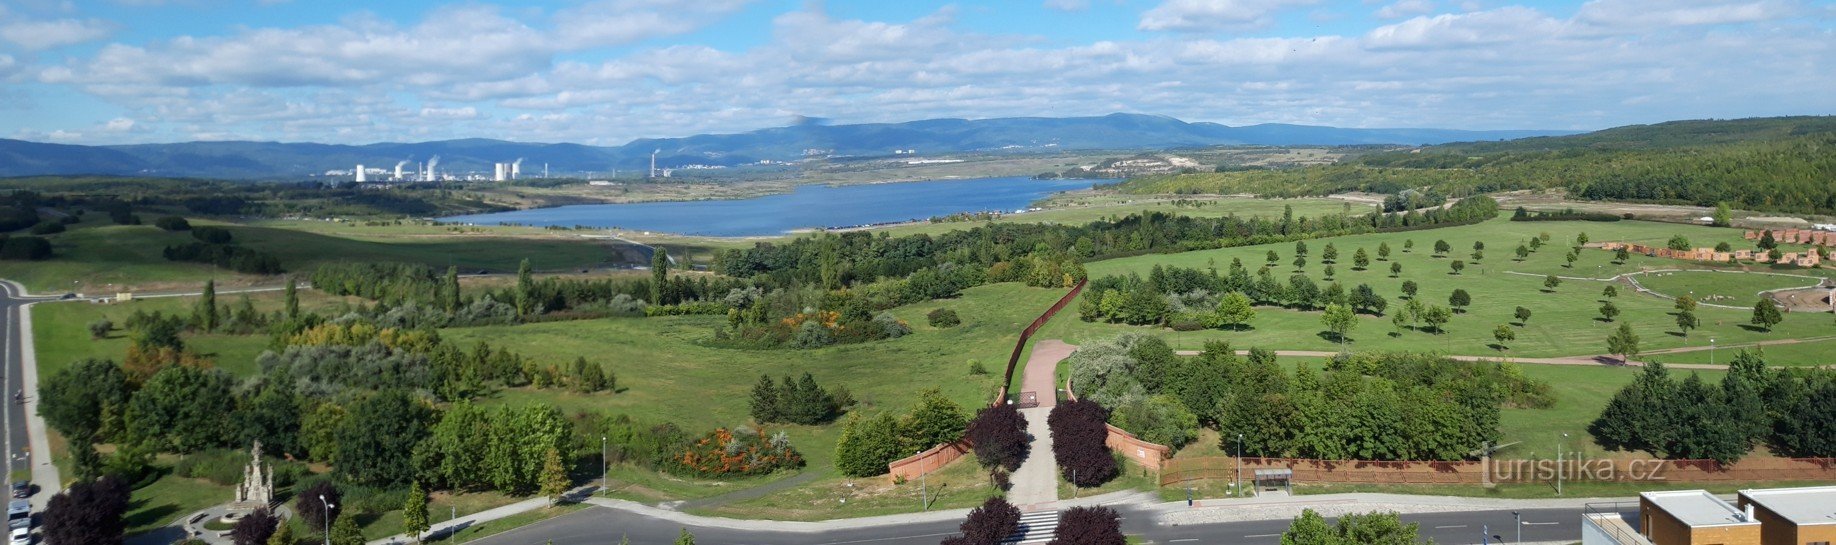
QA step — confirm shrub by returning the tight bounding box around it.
[968,360,988,375]
[191,226,233,244]
[29,221,64,235]
[874,312,911,338]
[965,404,1029,472]
[1167,314,1205,331]
[155,216,193,231]
[790,320,835,349]
[0,236,52,260]
[670,427,802,478]
[88,319,112,339]
[834,413,902,477]
[1109,394,1199,450]
[927,308,961,328]
[942,497,1022,545]
[1049,400,1117,487]
[1048,506,1126,545]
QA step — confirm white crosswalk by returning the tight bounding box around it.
[1004,510,1061,544]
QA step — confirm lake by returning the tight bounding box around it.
[442,176,1097,237]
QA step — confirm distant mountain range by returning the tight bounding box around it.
[0,113,1576,179]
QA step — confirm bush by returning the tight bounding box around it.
[874,312,911,338]
[942,497,1021,545]
[968,360,988,375]
[1109,394,1199,450]
[191,226,233,244]
[155,216,192,231]
[834,413,902,477]
[790,320,835,349]
[1049,506,1126,545]
[669,427,803,478]
[0,236,52,260]
[30,221,64,235]
[927,308,961,328]
[965,404,1029,472]
[1167,314,1205,331]
[87,319,112,339]
[1048,400,1117,487]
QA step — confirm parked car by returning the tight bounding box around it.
[6,526,26,545]
[8,482,25,499]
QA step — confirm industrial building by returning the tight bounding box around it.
[1738,486,1836,545]
[1584,486,1836,545]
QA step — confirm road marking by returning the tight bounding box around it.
[816,532,959,544]
[1244,533,1282,538]
[1434,525,1468,529]
[1170,540,1200,543]
[1523,521,1561,526]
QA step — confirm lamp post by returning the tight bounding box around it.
[601,435,608,494]
[918,450,929,511]
[1710,338,1717,366]
[1513,511,1522,544]
[319,495,334,545]
[1556,433,1568,496]
[1235,432,1244,498]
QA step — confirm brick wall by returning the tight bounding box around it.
[886,439,972,483]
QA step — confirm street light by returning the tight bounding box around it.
[917,450,929,511]
[1710,338,1717,366]
[1513,511,1522,544]
[1556,433,1568,496]
[1235,432,1244,498]
[319,495,334,545]
[601,436,608,494]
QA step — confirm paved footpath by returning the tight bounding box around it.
[1005,339,1076,511]
[1171,348,1746,370]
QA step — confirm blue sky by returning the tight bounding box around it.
[0,0,1830,145]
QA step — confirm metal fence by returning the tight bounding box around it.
[997,278,1087,404]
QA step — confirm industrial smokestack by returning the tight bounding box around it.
[426,155,440,181]
[511,158,524,180]
[393,160,409,181]
[355,164,366,183]
[650,149,659,178]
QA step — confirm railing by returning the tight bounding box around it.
[996,278,1087,405]
[1583,501,1650,545]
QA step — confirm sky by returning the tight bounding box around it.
[0,0,1831,146]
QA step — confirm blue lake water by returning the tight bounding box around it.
[443,177,1097,237]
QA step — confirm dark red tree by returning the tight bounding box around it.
[295,481,343,535]
[42,476,131,545]
[939,496,1021,545]
[966,404,1029,472]
[1048,400,1117,487]
[1048,506,1126,545]
[231,507,279,545]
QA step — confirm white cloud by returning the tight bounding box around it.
[1376,0,1435,19]
[1574,0,1798,29]
[1139,0,1319,32]
[419,106,480,120]
[553,0,752,47]
[0,18,113,50]
[103,117,135,132]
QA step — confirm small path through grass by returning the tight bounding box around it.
[1171,338,1836,370]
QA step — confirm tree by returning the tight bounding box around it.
[539,446,571,505]
[1390,308,1409,336]
[124,365,236,453]
[284,276,300,319]
[87,318,113,339]
[1543,275,1561,291]
[1514,306,1532,326]
[1400,280,1418,299]
[833,413,902,477]
[1321,243,1338,264]
[1294,241,1308,257]
[1603,285,1618,299]
[1493,324,1515,352]
[442,266,461,313]
[749,374,781,423]
[334,390,434,486]
[945,497,1022,545]
[1377,242,1391,260]
[901,388,968,451]
[674,529,697,545]
[1433,239,1450,256]
[1449,260,1465,275]
[1667,235,1691,251]
[1279,509,1336,545]
[1049,400,1117,487]
[1352,248,1370,270]
[1403,239,1414,253]
[1674,295,1697,314]
[329,515,364,545]
[1388,262,1401,278]
[1292,256,1306,271]
[1565,250,1579,268]
[1448,289,1470,313]
[1421,305,1451,334]
[1599,301,1620,322]
[196,278,219,332]
[1214,291,1256,329]
[1470,249,1483,262]
[516,258,535,315]
[1515,244,1530,260]
[1676,310,1699,339]
[1266,250,1280,267]
[42,476,131,545]
[1615,246,1631,263]
[1751,299,1782,331]
[1323,265,1336,280]
[1576,232,1590,246]
[1713,202,1732,227]
[266,522,295,545]
[403,482,431,543]
[1322,304,1356,347]
[231,508,279,545]
[965,404,1028,472]
[1530,237,1544,251]
[651,248,670,304]
[41,358,130,443]
[1606,322,1640,364]
[295,481,342,535]
[1759,230,1777,249]
[1048,506,1126,545]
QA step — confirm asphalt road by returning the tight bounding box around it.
[0,283,55,510]
[462,505,1607,545]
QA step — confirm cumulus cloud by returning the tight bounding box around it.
[554,0,752,47]
[1139,0,1319,32]
[1574,0,1799,29]
[0,18,113,50]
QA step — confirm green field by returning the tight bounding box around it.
[870,195,1372,237]
[1035,217,1834,363]
[1632,269,1823,302]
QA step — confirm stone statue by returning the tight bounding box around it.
[234,441,274,509]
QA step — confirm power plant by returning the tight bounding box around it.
[354,164,365,182]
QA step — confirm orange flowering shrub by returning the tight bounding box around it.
[671,426,804,478]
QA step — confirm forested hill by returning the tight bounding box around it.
[1115,116,1836,216]
[0,113,1569,179]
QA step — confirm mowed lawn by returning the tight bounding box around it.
[1037,217,1835,364]
[30,289,358,378]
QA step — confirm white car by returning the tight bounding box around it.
[6,526,26,545]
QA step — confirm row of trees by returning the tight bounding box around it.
[749,373,850,425]
[939,497,1125,545]
[1590,351,1836,463]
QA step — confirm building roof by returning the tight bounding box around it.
[1740,486,1836,526]
[1642,490,1757,527]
